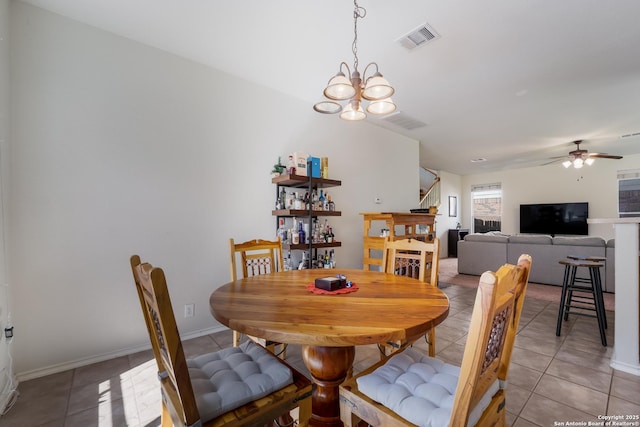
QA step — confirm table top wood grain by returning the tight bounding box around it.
[209,268,450,348]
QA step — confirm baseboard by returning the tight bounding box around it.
[16,325,226,382]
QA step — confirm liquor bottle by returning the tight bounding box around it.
[291,217,299,244]
[298,221,306,245]
[294,192,302,210]
[287,155,296,175]
[277,218,287,243]
[329,250,336,268]
[279,188,287,209]
[323,192,330,211]
[284,250,293,271]
[318,190,325,211]
[286,192,294,209]
[323,250,330,269]
[328,195,335,211]
[298,251,309,270]
[329,227,335,243]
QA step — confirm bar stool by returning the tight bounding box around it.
[556,257,607,346]
[567,255,607,330]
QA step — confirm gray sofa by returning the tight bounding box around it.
[457,232,614,292]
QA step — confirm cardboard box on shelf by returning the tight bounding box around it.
[293,152,308,176]
[308,157,321,178]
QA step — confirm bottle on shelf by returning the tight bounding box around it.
[329,250,336,268]
[284,250,293,271]
[294,192,302,209]
[291,217,300,244]
[298,220,306,245]
[277,218,287,243]
[287,155,296,175]
[323,250,330,269]
[280,188,287,209]
[328,195,335,211]
[298,251,309,270]
[286,191,294,209]
[318,190,325,211]
[323,192,330,211]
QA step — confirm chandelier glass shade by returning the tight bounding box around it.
[313,0,396,121]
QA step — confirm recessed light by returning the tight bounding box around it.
[470,158,487,163]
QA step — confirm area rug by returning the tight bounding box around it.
[439,257,615,311]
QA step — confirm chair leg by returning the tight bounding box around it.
[564,266,577,321]
[297,393,312,427]
[590,266,607,346]
[594,266,607,329]
[232,330,242,347]
[161,402,172,427]
[556,265,571,336]
[427,326,436,357]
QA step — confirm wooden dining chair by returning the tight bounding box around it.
[339,254,532,427]
[380,237,440,358]
[130,255,312,427]
[229,237,287,358]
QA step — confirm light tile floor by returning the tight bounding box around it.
[1,283,639,426]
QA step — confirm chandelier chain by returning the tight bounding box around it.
[352,0,366,73]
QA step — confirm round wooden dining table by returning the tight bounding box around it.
[209,268,450,427]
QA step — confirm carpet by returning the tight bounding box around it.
[439,257,615,311]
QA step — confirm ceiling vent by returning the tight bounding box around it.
[397,22,440,50]
[378,111,427,130]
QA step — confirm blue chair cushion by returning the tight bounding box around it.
[357,348,499,427]
[187,340,293,422]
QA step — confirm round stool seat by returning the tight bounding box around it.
[566,255,606,263]
[559,259,605,268]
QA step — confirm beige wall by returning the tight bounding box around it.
[9,2,419,379]
[460,156,640,240]
[0,0,12,409]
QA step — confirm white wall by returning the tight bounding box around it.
[435,171,463,257]
[0,0,13,409]
[9,2,419,379]
[459,156,640,240]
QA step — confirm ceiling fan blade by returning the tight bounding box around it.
[588,153,623,159]
[541,158,563,166]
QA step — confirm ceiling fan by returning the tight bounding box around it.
[550,140,623,168]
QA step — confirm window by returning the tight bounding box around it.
[471,183,502,233]
[618,170,640,217]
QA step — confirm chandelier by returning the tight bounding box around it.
[313,0,396,121]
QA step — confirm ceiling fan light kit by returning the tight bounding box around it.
[313,0,396,121]
[559,140,622,169]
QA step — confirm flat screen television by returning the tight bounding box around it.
[519,202,589,236]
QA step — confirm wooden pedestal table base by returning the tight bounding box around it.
[302,346,355,427]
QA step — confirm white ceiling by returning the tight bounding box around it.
[19,0,640,175]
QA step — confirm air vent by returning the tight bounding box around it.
[397,22,440,50]
[378,111,427,130]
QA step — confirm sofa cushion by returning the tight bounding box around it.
[552,236,605,247]
[508,234,552,244]
[606,239,615,248]
[463,232,509,243]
